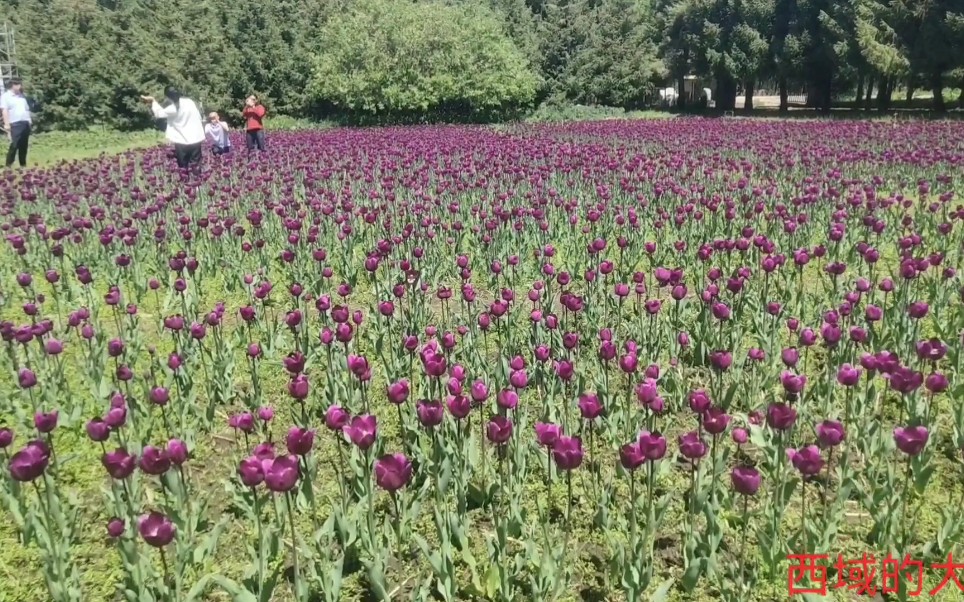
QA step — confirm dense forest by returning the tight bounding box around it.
[1,0,963,129]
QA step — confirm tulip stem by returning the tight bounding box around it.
[566,470,573,529]
[390,491,402,553]
[801,481,807,554]
[285,491,303,600]
[33,478,64,588]
[253,489,266,598]
[738,494,748,596]
[158,547,173,598]
[629,469,637,545]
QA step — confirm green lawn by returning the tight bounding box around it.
[21,129,164,167]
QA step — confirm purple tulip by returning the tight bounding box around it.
[324,405,350,431]
[787,445,824,476]
[636,379,659,405]
[781,371,807,395]
[836,364,861,387]
[509,369,529,389]
[486,416,513,445]
[637,431,667,460]
[9,440,50,482]
[344,415,377,450]
[766,402,797,431]
[374,453,413,491]
[104,406,127,429]
[535,422,562,448]
[264,455,300,492]
[470,380,489,403]
[893,426,929,456]
[167,439,188,465]
[287,374,310,400]
[34,411,58,434]
[620,442,645,470]
[551,436,584,470]
[889,367,923,395]
[678,431,707,460]
[102,448,137,480]
[387,380,410,405]
[150,387,169,406]
[702,408,731,435]
[925,373,948,393]
[286,427,315,456]
[18,368,37,389]
[416,400,444,427]
[731,466,761,496]
[234,412,255,434]
[0,427,13,449]
[731,428,748,445]
[816,420,846,448]
[138,512,176,547]
[107,518,125,538]
[578,394,603,420]
[906,302,929,319]
[283,352,306,375]
[688,390,711,414]
[139,446,171,476]
[445,394,471,419]
[916,339,947,363]
[496,389,518,410]
[238,456,265,487]
[85,418,111,442]
[709,350,732,371]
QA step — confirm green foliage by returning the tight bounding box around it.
[2,0,963,126]
[1,0,328,129]
[309,0,540,121]
[541,0,665,107]
[523,102,670,122]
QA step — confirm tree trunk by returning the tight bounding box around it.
[877,77,891,111]
[744,80,754,112]
[864,78,874,110]
[676,74,686,109]
[715,71,737,111]
[811,73,832,113]
[931,72,945,113]
[904,75,915,104]
[779,76,788,113]
[854,76,864,110]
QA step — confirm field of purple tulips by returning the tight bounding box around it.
[1,118,964,602]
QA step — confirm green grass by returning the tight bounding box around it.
[21,115,335,168]
[24,129,165,167]
[524,103,671,123]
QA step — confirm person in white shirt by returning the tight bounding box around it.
[204,112,231,156]
[1,79,33,168]
[140,87,205,173]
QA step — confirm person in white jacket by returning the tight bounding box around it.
[140,87,205,172]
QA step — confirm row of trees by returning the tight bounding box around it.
[1,0,962,129]
[657,0,964,112]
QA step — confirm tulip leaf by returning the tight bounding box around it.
[186,574,257,602]
[680,560,703,592]
[650,577,674,602]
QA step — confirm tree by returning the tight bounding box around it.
[309,0,540,121]
[544,0,664,107]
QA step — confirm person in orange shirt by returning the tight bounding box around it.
[242,94,266,153]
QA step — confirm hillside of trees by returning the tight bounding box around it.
[1,0,963,130]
